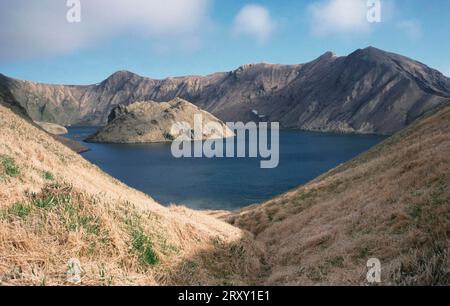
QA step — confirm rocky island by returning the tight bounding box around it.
[86,98,234,143]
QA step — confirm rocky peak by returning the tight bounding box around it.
[99,70,143,90]
[347,46,401,66]
[317,51,337,60]
[104,70,141,82]
[108,70,139,79]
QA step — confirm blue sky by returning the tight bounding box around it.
[0,0,449,84]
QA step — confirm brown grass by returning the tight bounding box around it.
[227,106,450,285]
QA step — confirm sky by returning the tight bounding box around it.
[0,0,449,84]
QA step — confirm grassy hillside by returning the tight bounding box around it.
[0,103,262,285]
[227,105,450,285]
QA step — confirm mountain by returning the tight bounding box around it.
[1,47,450,135]
[86,98,234,144]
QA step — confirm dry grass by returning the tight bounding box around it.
[227,106,450,285]
[0,104,263,285]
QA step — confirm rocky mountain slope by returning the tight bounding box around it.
[87,98,234,144]
[2,47,449,135]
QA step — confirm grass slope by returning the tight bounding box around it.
[227,106,450,285]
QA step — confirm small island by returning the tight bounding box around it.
[86,98,234,144]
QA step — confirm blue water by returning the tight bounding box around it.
[67,127,386,210]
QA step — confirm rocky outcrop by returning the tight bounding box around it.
[52,135,89,153]
[1,47,450,135]
[34,121,68,135]
[86,98,234,144]
[33,121,88,153]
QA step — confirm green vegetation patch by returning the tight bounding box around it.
[63,202,101,235]
[0,202,33,220]
[0,155,20,179]
[28,184,102,236]
[29,184,72,209]
[125,215,159,267]
[9,203,32,219]
[42,171,55,181]
[132,230,159,266]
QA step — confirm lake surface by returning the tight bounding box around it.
[67,127,386,210]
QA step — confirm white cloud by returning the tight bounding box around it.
[0,0,210,61]
[308,0,371,36]
[233,4,275,43]
[397,20,422,41]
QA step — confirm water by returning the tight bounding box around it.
[67,127,386,210]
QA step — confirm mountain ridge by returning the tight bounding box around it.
[1,47,449,135]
